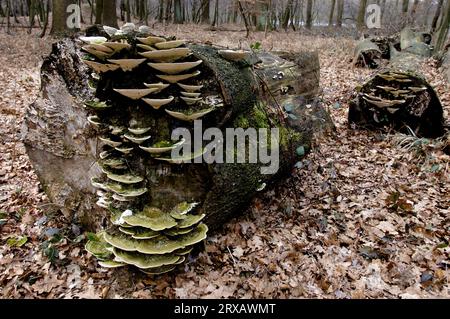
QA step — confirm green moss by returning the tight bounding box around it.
[152,140,172,148]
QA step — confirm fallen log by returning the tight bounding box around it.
[349,29,444,138]
[353,38,382,68]
[442,44,450,83]
[23,25,334,274]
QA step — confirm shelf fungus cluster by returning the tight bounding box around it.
[349,69,444,138]
[80,24,214,274]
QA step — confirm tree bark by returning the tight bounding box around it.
[95,0,103,24]
[328,0,336,27]
[201,0,209,24]
[435,0,450,52]
[282,0,294,31]
[102,0,118,28]
[174,0,183,24]
[357,0,368,30]
[336,0,344,27]
[349,28,444,138]
[305,0,313,29]
[50,0,78,35]
[23,35,332,234]
[431,0,444,32]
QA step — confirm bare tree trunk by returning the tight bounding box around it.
[238,0,250,37]
[95,0,103,24]
[201,0,209,24]
[126,0,131,22]
[6,0,10,34]
[174,0,183,24]
[211,0,218,27]
[431,0,444,32]
[402,0,409,13]
[50,0,77,35]
[282,0,293,30]
[435,0,450,51]
[305,0,312,29]
[158,0,164,22]
[357,0,368,30]
[328,0,336,26]
[103,0,118,28]
[40,0,50,37]
[336,0,344,27]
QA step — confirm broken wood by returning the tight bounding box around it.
[349,29,444,138]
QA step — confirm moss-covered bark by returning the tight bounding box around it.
[24,32,333,236]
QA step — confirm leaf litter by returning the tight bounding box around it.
[0,27,448,299]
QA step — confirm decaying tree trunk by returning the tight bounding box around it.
[443,46,450,83]
[23,26,333,272]
[353,38,383,68]
[349,28,444,138]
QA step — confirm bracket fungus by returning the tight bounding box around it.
[218,49,250,62]
[148,61,203,75]
[165,107,215,121]
[139,138,186,154]
[113,88,157,100]
[142,96,174,110]
[157,70,201,84]
[107,59,147,72]
[139,48,192,62]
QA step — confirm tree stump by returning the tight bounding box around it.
[23,26,334,273]
[349,29,444,138]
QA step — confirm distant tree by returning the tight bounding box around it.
[51,0,78,35]
[431,0,444,32]
[174,0,183,23]
[305,0,313,29]
[102,0,118,27]
[95,0,103,24]
[357,0,367,30]
[402,0,409,14]
[329,0,336,26]
[435,0,450,51]
[158,0,164,23]
[336,0,344,27]
[282,0,294,30]
[201,0,210,24]
[211,0,218,27]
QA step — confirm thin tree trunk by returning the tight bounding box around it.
[336,0,344,27]
[305,0,312,29]
[40,0,50,37]
[158,0,164,22]
[95,0,103,24]
[357,0,368,30]
[431,0,444,32]
[211,0,218,27]
[126,0,131,22]
[282,0,293,31]
[6,0,10,34]
[174,0,183,24]
[435,0,450,51]
[328,0,336,26]
[238,0,250,38]
[201,0,209,24]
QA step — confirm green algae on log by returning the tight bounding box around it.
[349,28,444,138]
[23,24,334,274]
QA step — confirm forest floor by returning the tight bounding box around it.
[0,25,449,299]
